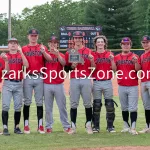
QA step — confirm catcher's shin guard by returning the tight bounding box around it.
[92,99,102,130]
[105,99,116,128]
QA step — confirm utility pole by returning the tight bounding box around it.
[8,0,11,39]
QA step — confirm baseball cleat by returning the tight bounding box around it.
[64,128,72,133]
[107,127,116,133]
[37,125,45,134]
[86,121,93,134]
[46,128,52,134]
[3,128,10,136]
[129,129,138,135]
[139,128,150,134]
[93,128,100,133]
[67,128,76,134]
[121,127,131,133]
[14,127,23,134]
[24,126,30,134]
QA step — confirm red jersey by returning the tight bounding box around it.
[65,47,92,78]
[0,57,5,82]
[22,44,48,73]
[140,51,150,82]
[44,52,65,84]
[4,52,23,80]
[92,50,113,80]
[114,52,139,86]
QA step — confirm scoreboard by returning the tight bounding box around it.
[59,25,102,49]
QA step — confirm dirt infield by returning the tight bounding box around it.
[65,146,150,150]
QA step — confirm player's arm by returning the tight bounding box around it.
[88,50,96,68]
[1,53,10,72]
[40,45,52,61]
[18,46,29,68]
[109,53,117,72]
[57,53,66,66]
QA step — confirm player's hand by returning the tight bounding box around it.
[71,62,78,69]
[17,45,22,53]
[51,48,59,57]
[88,51,94,62]
[1,52,8,62]
[132,55,138,63]
[109,51,114,61]
[40,44,45,53]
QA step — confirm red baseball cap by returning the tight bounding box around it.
[49,35,59,42]
[121,37,131,44]
[28,29,39,35]
[141,35,150,42]
[73,31,83,37]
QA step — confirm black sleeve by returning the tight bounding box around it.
[64,65,74,73]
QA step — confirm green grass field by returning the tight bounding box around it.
[0,96,150,150]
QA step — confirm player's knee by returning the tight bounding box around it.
[2,107,9,112]
[2,103,10,111]
[83,102,92,108]
[129,107,138,112]
[105,99,115,112]
[23,98,32,106]
[71,103,79,109]
[93,99,102,111]
[14,104,22,112]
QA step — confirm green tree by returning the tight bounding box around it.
[11,0,87,46]
[85,0,136,48]
[0,18,8,45]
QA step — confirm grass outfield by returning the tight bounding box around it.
[0,96,150,150]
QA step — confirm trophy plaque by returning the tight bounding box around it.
[68,49,84,64]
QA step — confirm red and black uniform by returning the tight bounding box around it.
[44,52,71,130]
[114,52,139,86]
[44,52,65,84]
[92,50,113,80]
[140,51,150,82]
[22,44,48,73]
[92,50,116,132]
[65,47,92,78]
[0,57,5,82]
[65,46,93,129]
[4,53,23,80]
[22,44,49,131]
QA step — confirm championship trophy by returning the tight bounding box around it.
[68,49,84,64]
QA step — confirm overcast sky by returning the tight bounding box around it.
[0,0,53,15]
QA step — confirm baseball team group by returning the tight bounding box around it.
[0,28,150,136]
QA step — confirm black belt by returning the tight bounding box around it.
[29,73,41,76]
[5,79,22,82]
[93,79,111,81]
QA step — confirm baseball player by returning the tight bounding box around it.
[22,29,51,134]
[1,38,29,135]
[139,35,150,133]
[44,35,71,133]
[64,31,95,134]
[92,35,117,133]
[0,53,5,135]
[113,37,141,135]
